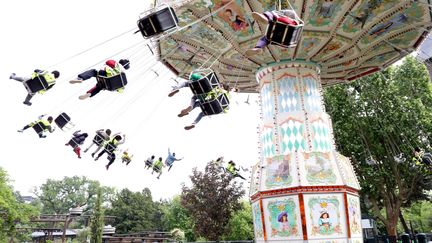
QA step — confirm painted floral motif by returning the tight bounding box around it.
[267,198,299,237]
[308,196,343,236]
[304,152,336,185]
[253,203,264,238]
[265,155,292,188]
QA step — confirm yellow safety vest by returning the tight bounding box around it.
[105,64,121,77]
[31,71,56,94]
[31,119,51,131]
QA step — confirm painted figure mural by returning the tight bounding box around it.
[308,196,343,237]
[267,198,299,237]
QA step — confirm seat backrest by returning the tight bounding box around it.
[98,73,128,91]
[266,21,303,47]
[188,72,220,95]
[105,143,117,154]
[25,76,49,94]
[93,133,105,145]
[199,93,229,116]
[138,7,178,38]
[32,122,46,134]
[55,113,71,129]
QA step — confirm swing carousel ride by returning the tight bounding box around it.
[143,0,432,242]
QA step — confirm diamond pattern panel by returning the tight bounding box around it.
[261,83,274,120]
[311,119,332,152]
[278,77,301,113]
[280,120,306,154]
[261,127,275,158]
[303,77,322,112]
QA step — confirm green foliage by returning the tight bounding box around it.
[160,196,196,241]
[223,201,254,241]
[106,188,157,233]
[399,200,432,233]
[0,167,38,242]
[34,176,115,215]
[90,188,104,243]
[171,228,185,242]
[76,228,90,243]
[324,56,432,236]
[181,160,245,241]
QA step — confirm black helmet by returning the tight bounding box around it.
[52,70,60,78]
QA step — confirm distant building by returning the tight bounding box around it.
[21,195,36,204]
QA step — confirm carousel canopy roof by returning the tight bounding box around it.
[157,0,432,92]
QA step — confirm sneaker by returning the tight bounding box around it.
[246,48,263,57]
[91,153,95,158]
[40,135,47,138]
[178,106,193,117]
[69,78,83,84]
[94,157,99,161]
[184,124,195,130]
[84,149,88,153]
[168,89,179,97]
[78,156,81,159]
[105,165,109,170]
[23,101,32,106]
[17,129,23,133]
[252,12,268,25]
[79,93,91,100]
[9,73,16,79]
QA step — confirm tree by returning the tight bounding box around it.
[181,160,245,241]
[34,176,115,215]
[399,199,432,233]
[90,188,104,243]
[0,167,38,242]
[324,56,432,242]
[160,196,196,241]
[223,201,254,241]
[106,188,157,233]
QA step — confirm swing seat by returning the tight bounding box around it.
[153,166,161,173]
[265,18,304,48]
[24,76,49,94]
[54,112,74,130]
[122,157,132,164]
[105,143,117,155]
[137,6,179,38]
[32,121,46,135]
[93,133,106,146]
[96,73,128,91]
[188,71,220,95]
[68,138,80,148]
[199,92,230,116]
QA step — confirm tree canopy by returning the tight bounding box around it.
[181,160,245,241]
[324,56,432,240]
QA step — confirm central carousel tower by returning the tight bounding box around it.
[155,0,432,242]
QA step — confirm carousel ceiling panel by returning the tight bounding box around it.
[157,0,432,92]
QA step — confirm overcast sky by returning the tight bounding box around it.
[0,0,261,201]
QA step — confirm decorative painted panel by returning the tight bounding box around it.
[261,126,275,158]
[252,201,265,240]
[264,155,293,189]
[347,194,362,238]
[334,152,360,189]
[279,118,307,154]
[261,83,274,121]
[299,152,338,186]
[278,75,301,113]
[304,194,347,239]
[310,117,332,152]
[302,75,322,113]
[263,196,303,240]
[249,163,261,196]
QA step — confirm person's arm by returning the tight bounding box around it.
[118,135,126,145]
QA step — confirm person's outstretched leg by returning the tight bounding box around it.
[236,174,246,180]
[106,155,115,170]
[74,147,81,158]
[95,149,106,161]
[10,73,29,82]
[23,93,34,106]
[185,112,205,130]
[70,69,97,83]
[168,81,189,97]
[179,96,198,117]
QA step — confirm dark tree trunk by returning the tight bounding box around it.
[399,210,410,233]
